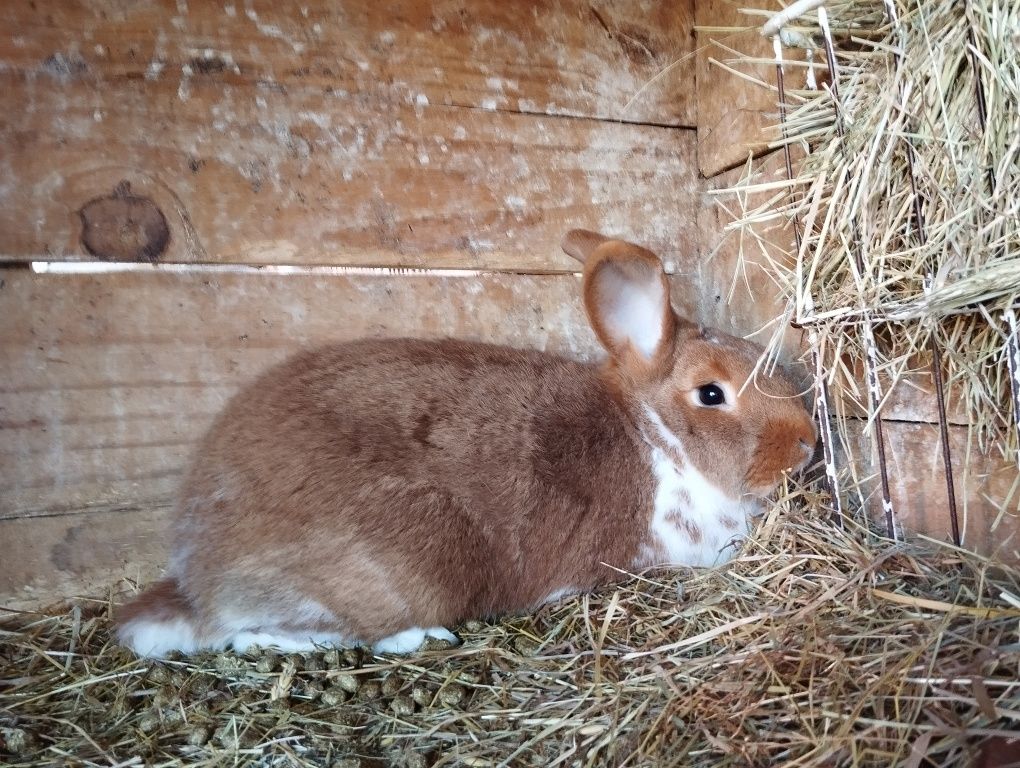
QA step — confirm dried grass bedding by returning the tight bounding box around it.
[2,506,1020,767]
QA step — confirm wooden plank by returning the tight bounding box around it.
[0,0,695,126]
[832,365,973,426]
[0,0,699,271]
[0,508,169,609]
[848,420,1019,561]
[0,82,699,271]
[0,266,596,521]
[695,0,807,178]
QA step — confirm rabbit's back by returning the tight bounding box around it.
[169,338,652,643]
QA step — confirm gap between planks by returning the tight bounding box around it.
[26,258,680,277]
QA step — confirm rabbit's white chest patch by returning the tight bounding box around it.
[638,408,757,569]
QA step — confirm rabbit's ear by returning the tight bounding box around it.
[561,229,610,264]
[582,240,677,369]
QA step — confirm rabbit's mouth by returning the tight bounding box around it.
[745,438,816,496]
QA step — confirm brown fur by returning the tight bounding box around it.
[665,510,703,544]
[168,340,654,643]
[116,578,191,625]
[117,230,816,653]
[638,324,815,498]
[720,515,742,531]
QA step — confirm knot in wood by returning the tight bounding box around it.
[79,186,170,262]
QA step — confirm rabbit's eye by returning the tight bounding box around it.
[697,383,726,406]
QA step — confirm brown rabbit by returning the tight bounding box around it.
[117,230,816,657]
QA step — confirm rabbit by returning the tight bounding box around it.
[116,229,817,658]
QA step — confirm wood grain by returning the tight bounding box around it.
[695,0,808,178]
[848,420,1019,561]
[0,0,695,125]
[0,266,603,526]
[0,508,170,609]
[0,0,698,271]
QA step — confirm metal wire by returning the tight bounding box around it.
[1006,309,1020,472]
[881,0,960,546]
[772,38,845,523]
[818,6,897,539]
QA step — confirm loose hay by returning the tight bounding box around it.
[3,503,1019,767]
[721,0,1020,508]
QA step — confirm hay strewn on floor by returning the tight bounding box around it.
[3,505,1019,767]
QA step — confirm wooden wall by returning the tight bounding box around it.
[2,0,1015,607]
[1,0,705,605]
[0,0,698,271]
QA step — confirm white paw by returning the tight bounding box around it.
[424,626,459,645]
[118,617,201,658]
[373,626,459,654]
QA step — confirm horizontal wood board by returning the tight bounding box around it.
[1,0,696,125]
[848,421,1019,561]
[1,508,170,611]
[0,0,698,271]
